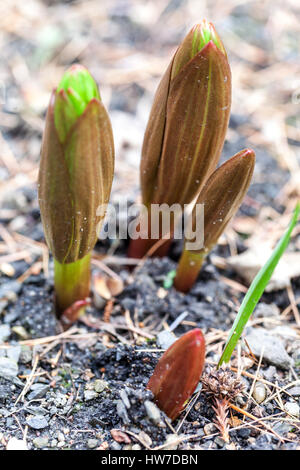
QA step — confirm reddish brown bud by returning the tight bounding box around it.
[129,21,231,259]
[141,21,231,208]
[147,329,205,421]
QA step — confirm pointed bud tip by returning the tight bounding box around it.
[185,327,205,345]
[56,63,100,112]
[191,20,226,56]
[234,148,256,165]
[67,64,89,75]
[242,148,256,158]
[53,64,101,142]
[171,20,227,79]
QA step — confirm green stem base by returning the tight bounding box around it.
[54,253,91,317]
[174,250,206,293]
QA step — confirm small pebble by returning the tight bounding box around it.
[263,366,277,381]
[11,326,29,340]
[245,328,293,370]
[253,383,267,404]
[28,383,49,400]
[288,386,300,397]
[49,406,58,415]
[144,400,161,426]
[84,390,98,401]
[0,281,21,299]
[110,441,122,450]
[0,408,9,417]
[273,421,292,435]
[163,434,179,450]
[284,401,299,418]
[26,415,48,430]
[132,444,141,450]
[6,345,21,363]
[0,357,18,379]
[87,438,98,449]
[116,400,130,424]
[0,325,10,343]
[119,389,131,409]
[215,436,227,448]
[0,300,8,315]
[204,423,217,435]
[54,392,67,407]
[94,379,108,393]
[33,437,49,449]
[57,432,65,442]
[19,345,32,364]
[237,428,251,439]
[156,331,176,350]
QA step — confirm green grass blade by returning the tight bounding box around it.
[218,202,300,367]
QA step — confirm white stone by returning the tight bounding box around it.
[284,401,299,418]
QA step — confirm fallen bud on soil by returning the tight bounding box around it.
[174,149,255,292]
[147,328,205,421]
[129,20,231,259]
[38,64,114,316]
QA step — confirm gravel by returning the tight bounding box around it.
[245,327,294,370]
[26,415,49,430]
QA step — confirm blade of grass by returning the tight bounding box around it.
[218,202,300,367]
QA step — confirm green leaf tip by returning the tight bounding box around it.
[54,64,100,142]
[57,64,100,114]
[218,201,300,368]
[171,20,227,81]
[191,20,226,56]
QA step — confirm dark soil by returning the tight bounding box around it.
[0,139,299,450]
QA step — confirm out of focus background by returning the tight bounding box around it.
[0,0,299,273]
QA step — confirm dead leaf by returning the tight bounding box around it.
[110,429,131,444]
[228,416,242,428]
[226,248,300,292]
[60,298,91,328]
[93,273,124,301]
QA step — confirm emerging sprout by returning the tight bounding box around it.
[147,328,205,421]
[38,64,114,317]
[128,20,231,258]
[174,149,255,293]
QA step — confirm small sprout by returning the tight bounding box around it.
[38,64,114,317]
[163,269,176,289]
[174,149,255,293]
[147,328,205,421]
[128,20,231,258]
